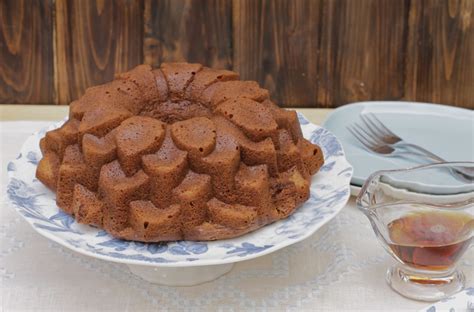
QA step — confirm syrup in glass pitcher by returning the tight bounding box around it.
[357,162,474,301]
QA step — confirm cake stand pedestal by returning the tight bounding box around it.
[127,263,234,286]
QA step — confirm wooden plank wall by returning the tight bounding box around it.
[0,0,473,108]
[0,0,54,103]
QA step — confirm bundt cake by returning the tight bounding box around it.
[36,62,324,242]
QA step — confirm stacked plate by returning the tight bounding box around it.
[322,101,474,194]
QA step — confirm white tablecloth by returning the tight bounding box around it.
[1,121,472,311]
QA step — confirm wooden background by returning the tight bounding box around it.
[1,0,473,108]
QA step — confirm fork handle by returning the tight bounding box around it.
[397,143,446,162]
[397,143,474,181]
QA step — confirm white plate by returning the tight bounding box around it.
[419,287,474,311]
[6,113,352,284]
[322,101,474,187]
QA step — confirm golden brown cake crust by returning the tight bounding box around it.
[36,63,324,242]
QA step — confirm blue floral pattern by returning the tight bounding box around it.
[222,242,274,258]
[26,151,39,165]
[6,113,352,266]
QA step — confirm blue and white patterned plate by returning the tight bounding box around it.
[6,113,352,267]
[420,287,474,312]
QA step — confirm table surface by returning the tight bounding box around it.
[1,106,472,311]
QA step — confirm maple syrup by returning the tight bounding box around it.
[387,211,473,271]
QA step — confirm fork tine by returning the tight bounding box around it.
[367,113,397,137]
[346,125,377,151]
[353,121,385,145]
[351,125,381,147]
[347,126,371,149]
[360,113,389,137]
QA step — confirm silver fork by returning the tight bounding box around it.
[360,113,474,179]
[346,124,430,159]
[347,114,474,181]
[359,113,456,162]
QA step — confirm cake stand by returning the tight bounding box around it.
[6,113,352,286]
